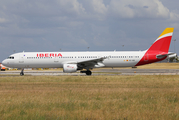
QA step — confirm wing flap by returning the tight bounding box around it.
[77,57,107,69]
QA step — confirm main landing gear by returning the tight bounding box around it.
[20,68,24,76]
[80,70,92,76]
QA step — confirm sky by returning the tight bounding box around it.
[0,0,179,61]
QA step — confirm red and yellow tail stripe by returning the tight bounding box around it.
[155,28,174,42]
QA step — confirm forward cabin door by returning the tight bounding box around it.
[19,53,24,63]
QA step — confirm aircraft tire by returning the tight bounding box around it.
[86,71,92,76]
[20,72,24,76]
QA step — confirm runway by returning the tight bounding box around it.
[1,68,179,76]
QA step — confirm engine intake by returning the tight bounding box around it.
[63,64,78,73]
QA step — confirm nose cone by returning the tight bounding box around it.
[2,59,7,66]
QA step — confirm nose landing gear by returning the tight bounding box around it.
[20,68,24,76]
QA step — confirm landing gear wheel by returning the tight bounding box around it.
[86,71,92,76]
[20,72,24,76]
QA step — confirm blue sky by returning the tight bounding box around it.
[0,0,179,61]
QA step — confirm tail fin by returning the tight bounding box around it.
[147,28,174,53]
[136,28,174,66]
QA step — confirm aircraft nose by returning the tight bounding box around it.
[2,59,7,66]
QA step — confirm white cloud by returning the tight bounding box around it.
[89,0,108,20]
[155,0,170,18]
[90,0,107,15]
[169,11,179,21]
[108,0,171,19]
[57,0,86,17]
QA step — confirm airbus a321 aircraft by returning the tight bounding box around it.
[2,28,174,76]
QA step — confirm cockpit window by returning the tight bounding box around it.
[7,56,14,59]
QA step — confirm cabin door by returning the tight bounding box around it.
[19,54,24,63]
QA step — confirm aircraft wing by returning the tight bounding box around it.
[76,57,107,69]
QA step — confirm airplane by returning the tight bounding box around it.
[2,28,174,76]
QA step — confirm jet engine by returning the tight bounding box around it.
[63,64,78,73]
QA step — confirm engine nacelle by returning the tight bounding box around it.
[63,64,78,73]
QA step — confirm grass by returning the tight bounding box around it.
[136,62,179,69]
[0,75,179,120]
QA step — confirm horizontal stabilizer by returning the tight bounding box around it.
[156,52,176,59]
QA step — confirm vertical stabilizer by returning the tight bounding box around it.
[136,28,174,66]
[148,28,174,53]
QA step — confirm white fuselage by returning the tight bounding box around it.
[2,51,146,68]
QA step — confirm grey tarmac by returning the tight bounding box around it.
[1,69,179,76]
